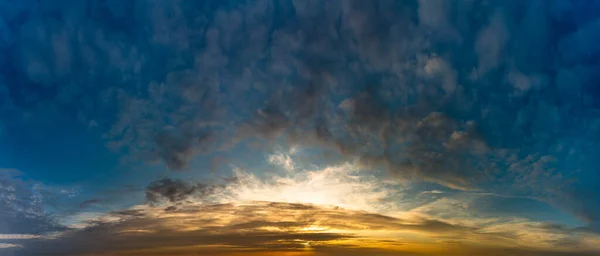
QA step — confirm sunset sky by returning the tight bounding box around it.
[1,0,600,255]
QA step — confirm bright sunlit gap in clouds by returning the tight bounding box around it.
[33,150,597,256]
[221,154,403,214]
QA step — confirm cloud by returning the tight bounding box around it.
[475,10,510,76]
[0,234,40,240]
[215,163,402,213]
[1,0,599,234]
[79,199,101,208]
[12,203,368,255]
[267,151,295,171]
[145,178,222,204]
[10,201,600,256]
[140,162,402,214]
[0,169,67,235]
[5,161,600,255]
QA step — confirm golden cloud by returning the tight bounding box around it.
[15,201,600,256]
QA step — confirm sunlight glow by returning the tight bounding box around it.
[218,162,402,214]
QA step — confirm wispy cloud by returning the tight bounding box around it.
[0,243,21,249]
[0,169,67,235]
[267,151,296,172]
[0,234,39,240]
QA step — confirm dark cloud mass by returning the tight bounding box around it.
[0,0,599,239]
[145,178,221,204]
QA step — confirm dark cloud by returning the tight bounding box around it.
[153,128,195,171]
[145,178,196,203]
[79,199,101,208]
[145,178,221,204]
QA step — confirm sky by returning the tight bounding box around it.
[1,0,600,255]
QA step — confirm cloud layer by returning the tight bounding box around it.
[4,160,600,255]
[1,0,600,254]
[14,201,600,256]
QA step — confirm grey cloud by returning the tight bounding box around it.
[145,178,195,203]
[79,199,101,208]
[111,209,146,218]
[475,11,509,76]
[154,128,195,171]
[145,178,221,204]
[349,111,489,190]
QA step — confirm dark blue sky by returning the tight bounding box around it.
[1,0,600,255]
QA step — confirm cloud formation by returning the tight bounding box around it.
[145,178,222,204]
[12,201,600,256]
[0,169,66,235]
[1,0,600,251]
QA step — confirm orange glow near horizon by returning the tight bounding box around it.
[32,160,600,256]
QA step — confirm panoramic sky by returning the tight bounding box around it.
[1,0,600,255]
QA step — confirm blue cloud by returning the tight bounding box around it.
[0,169,67,235]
